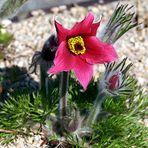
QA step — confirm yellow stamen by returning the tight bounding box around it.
[68,36,86,55]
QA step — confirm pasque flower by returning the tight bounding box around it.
[48,13,118,90]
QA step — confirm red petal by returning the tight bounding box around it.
[48,41,75,74]
[81,37,118,64]
[90,22,100,36]
[69,13,94,36]
[55,20,69,43]
[73,58,93,90]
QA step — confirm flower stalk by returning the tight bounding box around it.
[86,90,106,126]
[59,72,69,118]
[40,62,52,97]
[29,35,57,108]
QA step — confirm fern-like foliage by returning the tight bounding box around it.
[0,93,53,144]
[99,3,138,43]
[0,0,28,19]
[92,90,148,148]
[0,73,147,147]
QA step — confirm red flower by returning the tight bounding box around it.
[48,13,118,90]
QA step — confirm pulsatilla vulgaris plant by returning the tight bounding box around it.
[28,3,145,147]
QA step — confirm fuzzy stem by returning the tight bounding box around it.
[86,91,106,126]
[40,63,52,109]
[59,72,69,118]
[40,63,50,95]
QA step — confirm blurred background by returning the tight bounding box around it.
[0,0,147,91]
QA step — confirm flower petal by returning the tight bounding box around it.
[73,58,93,90]
[69,12,94,36]
[81,36,118,64]
[90,22,100,36]
[48,41,75,74]
[55,20,69,43]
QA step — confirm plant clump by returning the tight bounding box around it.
[0,2,147,148]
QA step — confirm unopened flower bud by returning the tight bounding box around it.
[108,72,122,91]
[41,34,58,62]
[29,34,58,74]
[99,58,134,96]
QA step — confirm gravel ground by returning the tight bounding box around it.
[0,0,147,147]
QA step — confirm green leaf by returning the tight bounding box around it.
[0,29,13,46]
[0,0,28,19]
[99,3,138,43]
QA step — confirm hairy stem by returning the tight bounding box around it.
[40,63,50,96]
[59,72,69,118]
[40,63,52,110]
[86,91,106,126]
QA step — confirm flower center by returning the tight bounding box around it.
[68,36,86,55]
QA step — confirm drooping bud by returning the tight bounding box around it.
[29,34,58,74]
[41,34,58,62]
